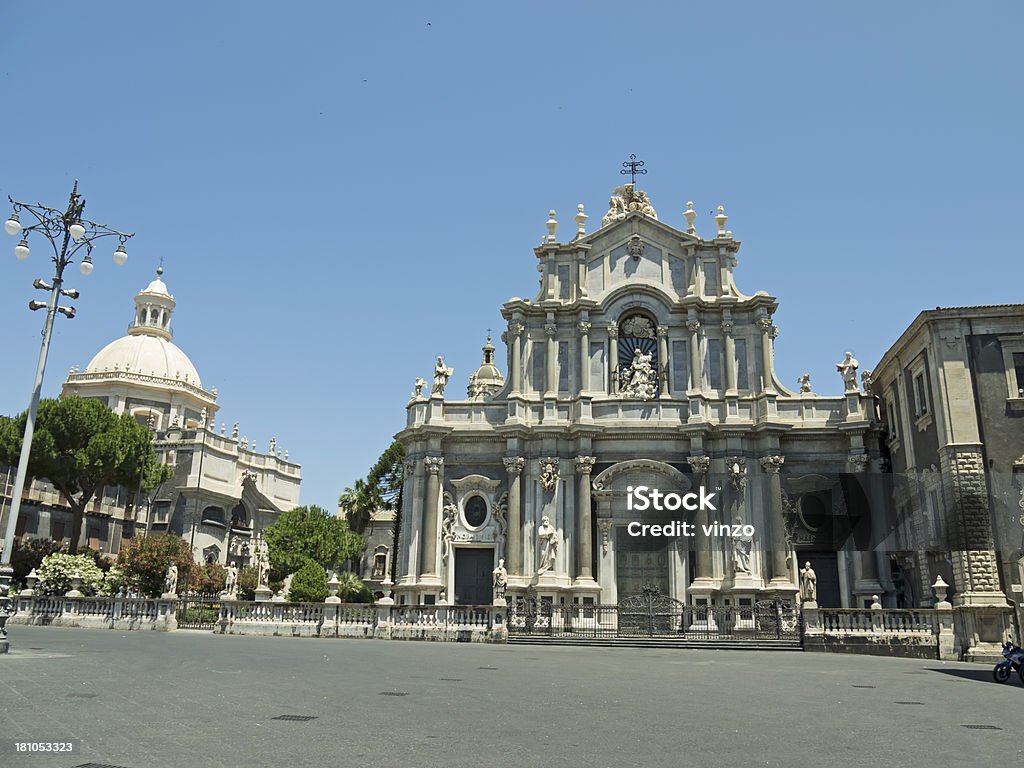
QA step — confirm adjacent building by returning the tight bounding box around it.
[872,304,1023,650]
[1,268,301,566]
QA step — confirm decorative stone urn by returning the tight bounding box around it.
[325,573,341,604]
[66,570,84,598]
[22,569,39,596]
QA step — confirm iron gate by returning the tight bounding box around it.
[508,589,800,641]
[176,592,221,630]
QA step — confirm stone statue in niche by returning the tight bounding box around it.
[836,352,860,392]
[536,515,559,575]
[432,356,453,396]
[621,348,658,401]
[732,517,753,574]
[800,561,817,603]
[440,495,457,564]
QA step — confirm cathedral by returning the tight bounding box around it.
[393,179,889,613]
[6,268,302,567]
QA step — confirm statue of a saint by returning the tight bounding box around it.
[492,558,508,601]
[836,352,860,393]
[622,347,657,400]
[164,563,178,596]
[431,356,453,396]
[255,535,270,589]
[732,517,753,574]
[413,377,427,399]
[537,515,559,575]
[800,562,817,603]
[797,374,811,393]
[223,563,239,597]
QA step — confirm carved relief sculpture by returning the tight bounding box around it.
[539,460,559,494]
[686,455,711,475]
[727,457,747,491]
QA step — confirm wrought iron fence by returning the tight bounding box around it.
[508,592,800,642]
[176,592,221,629]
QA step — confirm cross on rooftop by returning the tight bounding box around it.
[621,154,647,185]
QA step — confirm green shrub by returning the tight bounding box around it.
[36,553,105,596]
[288,560,328,603]
[336,570,374,603]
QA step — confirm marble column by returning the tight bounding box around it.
[686,456,713,580]
[760,455,790,584]
[722,320,737,394]
[578,321,592,393]
[608,325,620,394]
[503,457,524,576]
[545,322,557,397]
[419,456,443,578]
[509,322,524,395]
[687,318,702,390]
[401,458,420,580]
[757,317,775,393]
[657,326,670,397]
[849,455,883,604]
[574,456,596,580]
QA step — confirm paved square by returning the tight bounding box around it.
[1,627,1021,767]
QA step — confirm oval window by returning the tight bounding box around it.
[464,495,487,527]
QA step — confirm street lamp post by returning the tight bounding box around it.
[0,181,133,654]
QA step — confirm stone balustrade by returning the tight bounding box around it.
[9,594,179,631]
[803,603,955,660]
[220,600,506,642]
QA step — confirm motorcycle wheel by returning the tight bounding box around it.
[993,664,1011,683]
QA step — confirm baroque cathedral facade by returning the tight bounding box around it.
[394,182,889,613]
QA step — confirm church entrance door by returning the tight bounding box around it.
[454,547,494,605]
[615,527,671,598]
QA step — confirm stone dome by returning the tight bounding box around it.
[467,336,505,400]
[84,334,202,385]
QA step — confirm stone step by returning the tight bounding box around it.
[508,636,803,651]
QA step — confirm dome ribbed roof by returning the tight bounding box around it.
[84,334,202,385]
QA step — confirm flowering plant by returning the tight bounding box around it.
[36,553,105,596]
[116,534,199,597]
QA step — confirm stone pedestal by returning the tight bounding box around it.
[254,586,273,602]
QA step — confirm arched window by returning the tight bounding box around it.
[202,506,226,526]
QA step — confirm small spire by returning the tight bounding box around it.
[545,210,558,242]
[683,201,697,234]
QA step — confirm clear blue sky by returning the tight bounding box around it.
[2,3,1021,512]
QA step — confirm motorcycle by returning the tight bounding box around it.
[993,641,1024,683]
